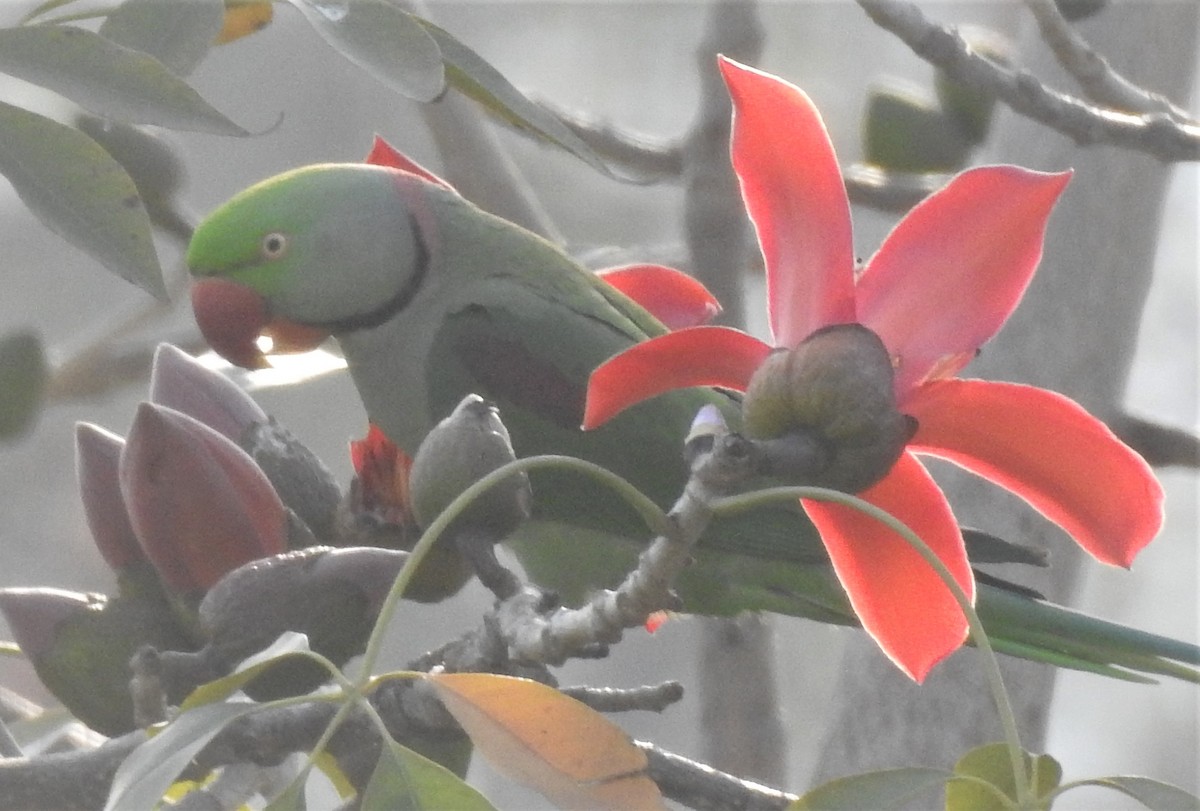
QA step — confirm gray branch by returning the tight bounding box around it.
[1023,0,1192,119]
[856,0,1200,161]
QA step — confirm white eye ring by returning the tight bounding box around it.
[261,232,288,260]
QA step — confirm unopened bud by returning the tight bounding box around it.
[121,403,287,596]
[75,422,145,573]
[0,587,192,735]
[409,395,531,537]
[149,343,267,443]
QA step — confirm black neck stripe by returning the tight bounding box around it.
[309,207,431,334]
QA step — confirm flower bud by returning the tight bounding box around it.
[75,422,145,573]
[149,342,267,443]
[0,587,192,736]
[120,402,287,596]
[409,395,531,536]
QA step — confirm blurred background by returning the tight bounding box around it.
[0,2,1194,807]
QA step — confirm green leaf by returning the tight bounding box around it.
[180,631,325,709]
[99,0,224,77]
[414,19,613,178]
[362,737,497,811]
[862,80,972,173]
[0,26,248,135]
[946,742,1062,811]
[0,102,165,298]
[790,767,955,810]
[0,331,47,440]
[75,116,193,244]
[263,765,312,811]
[288,0,444,102]
[1065,776,1200,811]
[104,700,258,811]
[18,0,79,25]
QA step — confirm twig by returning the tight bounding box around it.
[856,0,1200,161]
[560,681,684,714]
[496,431,758,666]
[539,100,939,215]
[639,741,798,811]
[1024,0,1192,119]
[843,162,946,211]
[541,102,684,178]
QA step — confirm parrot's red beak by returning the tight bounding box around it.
[191,278,332,370]
[192,277,271,369]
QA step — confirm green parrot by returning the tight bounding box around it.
[185,139,1198,683]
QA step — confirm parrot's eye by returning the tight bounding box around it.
[261,232,288,260]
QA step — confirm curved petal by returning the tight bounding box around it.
[596,264,721,330]
[857,166,1071,396]
[802,452,973,682]
[364,135,456,191]
[718,57,856,346]
[582,326,771,430]
[905,378,1163,568]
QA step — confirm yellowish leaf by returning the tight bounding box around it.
[216,1,273,45]
[430,673,664,811]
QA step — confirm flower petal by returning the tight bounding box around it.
[364,134,456,192]
[350,423,415,526]
[905,378,1163,568]
[596,264,721,330]
[802,452,973,682]
[857,166,1071,397]
[718,57,856,346]
[582,326,771,429]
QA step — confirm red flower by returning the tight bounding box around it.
[583,57,1163,681]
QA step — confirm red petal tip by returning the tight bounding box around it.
[597,264,722,330]
[365,135,456,192]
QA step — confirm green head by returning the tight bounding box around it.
[187,163,429,367]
